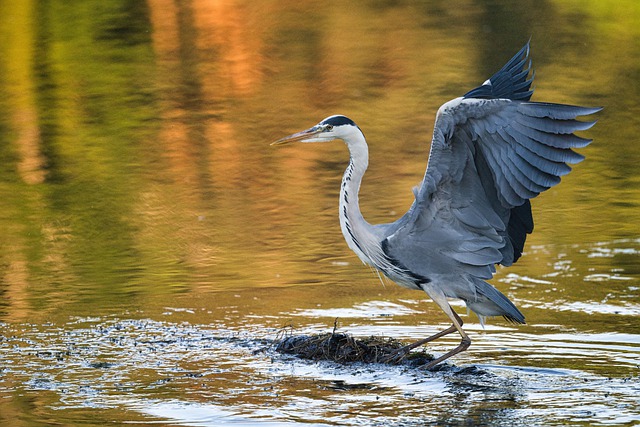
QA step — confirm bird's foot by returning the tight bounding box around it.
[422,336,471,370]
[379,346,411,365]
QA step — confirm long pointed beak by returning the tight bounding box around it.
[270,127,322,146]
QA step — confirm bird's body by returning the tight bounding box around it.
[272,43,600,368]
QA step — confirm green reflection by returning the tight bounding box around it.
[0,0,635,312]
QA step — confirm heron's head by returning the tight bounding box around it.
[271,115,360,146]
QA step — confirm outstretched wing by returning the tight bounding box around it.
[383,43,600,283]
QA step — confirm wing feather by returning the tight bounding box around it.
[475,131,524,205]
[500,126,584,164]
[511,120,592,148]
[381,43,600,325]
[463,42,534,101]
[519,102,602,119]
[515,114,596,134]
[385,97,600,281]
[493,135,543,198]
[514,145,572,178]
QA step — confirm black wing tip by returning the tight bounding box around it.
[464,40,534,101]
[507,200,534,264]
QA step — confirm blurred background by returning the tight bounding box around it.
[0,1,638,426]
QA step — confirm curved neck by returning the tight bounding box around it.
[339,131,377,265]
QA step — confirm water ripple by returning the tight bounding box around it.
[2,316,638,426]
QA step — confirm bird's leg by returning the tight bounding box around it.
[421,284,471,370]
[423,306,470,370]
[380,311,464,364]
[406,310,465,352]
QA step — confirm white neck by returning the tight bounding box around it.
[338,130,378,265]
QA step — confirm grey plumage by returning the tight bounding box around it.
[272,42,601,368]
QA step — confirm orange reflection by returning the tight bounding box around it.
[192,0,266,96]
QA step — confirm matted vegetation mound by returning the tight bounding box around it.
[275,329,435,367]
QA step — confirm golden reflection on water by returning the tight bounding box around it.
[3,0,637,318]
[0,2,639,424]
[0,0,636,322]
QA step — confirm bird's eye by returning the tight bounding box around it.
[325,125,334,131]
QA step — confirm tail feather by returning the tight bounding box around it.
[469,278,526,324]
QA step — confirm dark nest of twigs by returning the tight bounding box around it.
[275,327,435,367]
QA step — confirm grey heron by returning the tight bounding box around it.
[272,42,600,369]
